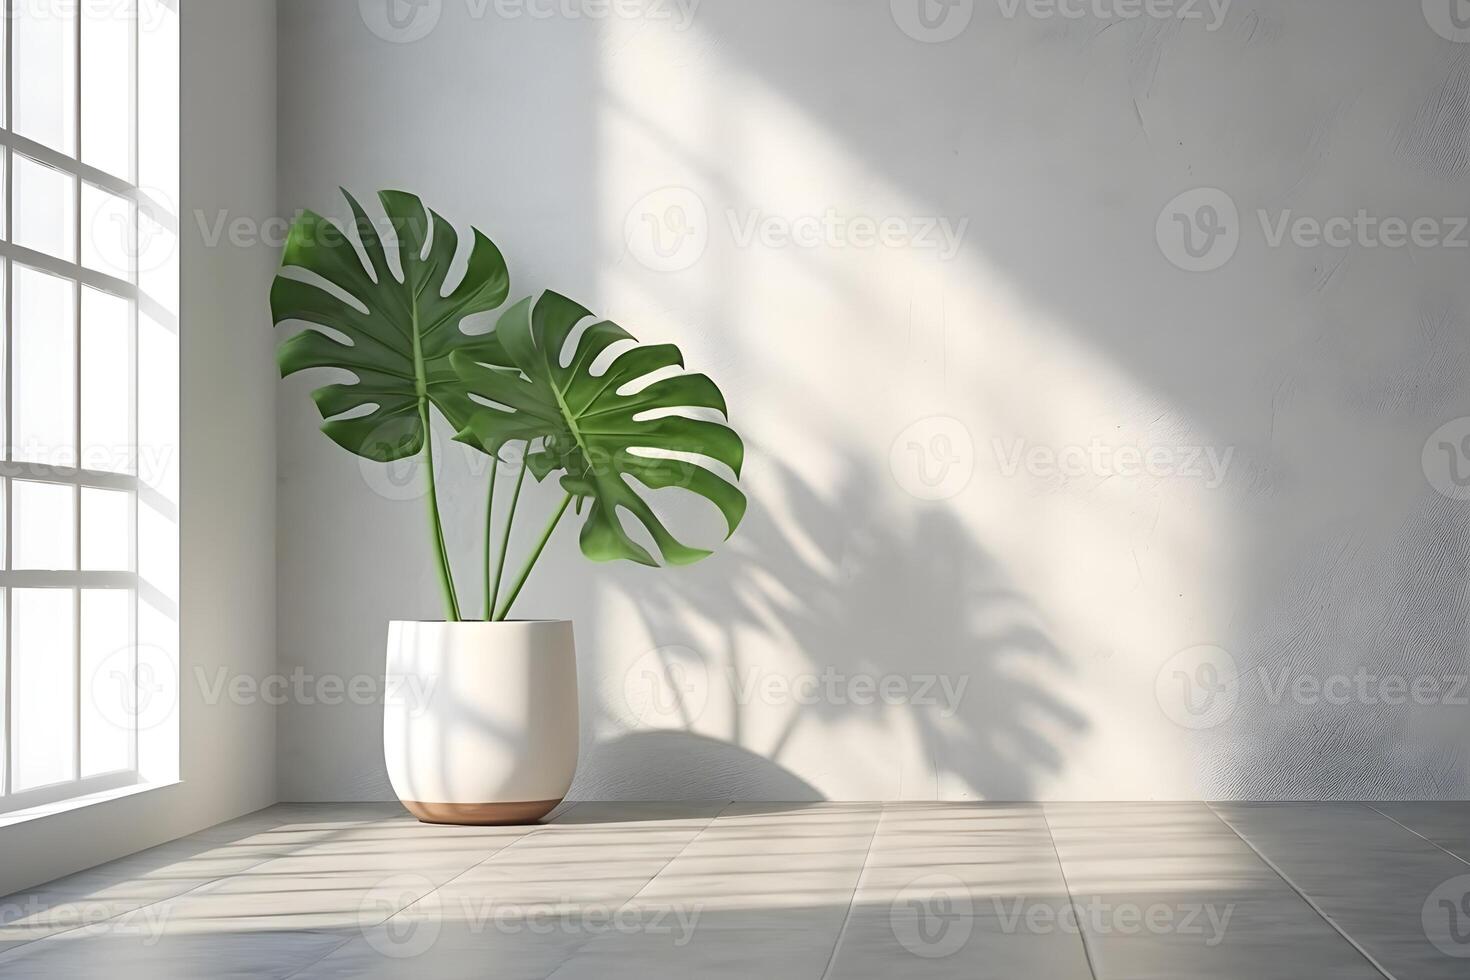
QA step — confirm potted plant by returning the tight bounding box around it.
[271,190,746,824]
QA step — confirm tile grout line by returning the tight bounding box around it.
[1037,804,1100,980]
[279,802,586,980]
[535,800,743,980]
[1203,803,1398,980]
[814,804,885,980]
[1362,803,1470,869]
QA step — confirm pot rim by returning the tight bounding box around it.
[389,619,573,626]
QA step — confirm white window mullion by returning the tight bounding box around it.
[128,0,140,775]
[0,240,133,304]
[0,571,136,591]
[0,463,139,493]
[128,292,139,778]
[2,0,13,802]
[71,0,83,788]
[0,131,132,201]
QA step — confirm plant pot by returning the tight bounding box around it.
[384,620,579,825]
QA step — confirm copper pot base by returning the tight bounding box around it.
[401,799,562,826]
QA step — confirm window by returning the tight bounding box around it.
[0,0,177,815]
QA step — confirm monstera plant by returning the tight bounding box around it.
[273,189,746,825]
[271,188,746,620]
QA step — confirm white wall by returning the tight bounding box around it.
[0,0,278,896]
[173,0,278,826]
[276,0,1470,802]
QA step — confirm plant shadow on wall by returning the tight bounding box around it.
[660,1,1470,798]
[582,451,1089,802]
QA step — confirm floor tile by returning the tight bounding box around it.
[0,825,301,953]
[0,874,211,954]
[0,804,467,965]
[289,802,728,979]
[541,803,880,979]
[824,804,1094,979]
[1212,802,1470,979]
[1369,803,1470,865]
[241,821,532,877]
[1048,803,1383,980]
[0,921,344,979]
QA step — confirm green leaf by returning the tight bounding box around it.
[270,189,511,461]
[451,291,747,567]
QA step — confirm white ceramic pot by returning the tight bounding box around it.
[384,620,579,825]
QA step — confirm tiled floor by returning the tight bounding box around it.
[1,802,1467,978]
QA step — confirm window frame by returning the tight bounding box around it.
[0,0,177,816]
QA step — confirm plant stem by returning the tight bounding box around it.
[495,492,573,622]
[418,399,461,622]
[408,276,459,622]
[482,456,499,621]
[490,448,529,619]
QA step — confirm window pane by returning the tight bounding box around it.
[82,287,135,474]
[0,590,6,793]
[137,310,178,603]
[82,487,132,570]
[13,156,77,262]
[13,0,77,155]
[81,589,132,777]
[82,184,134,281]
[12,265,76,467]
[138,0,177,200]
[138,309,177,502]
[81,0,134,179]
[0,266,5,456]
[0,7,7,130]
[138,204,177,317]
[11,589,76,791]
[13,481,75,571]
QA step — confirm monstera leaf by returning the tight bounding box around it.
[451,291,746,566]
[270,189,510,461]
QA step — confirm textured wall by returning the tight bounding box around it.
[275,0,1470,801]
